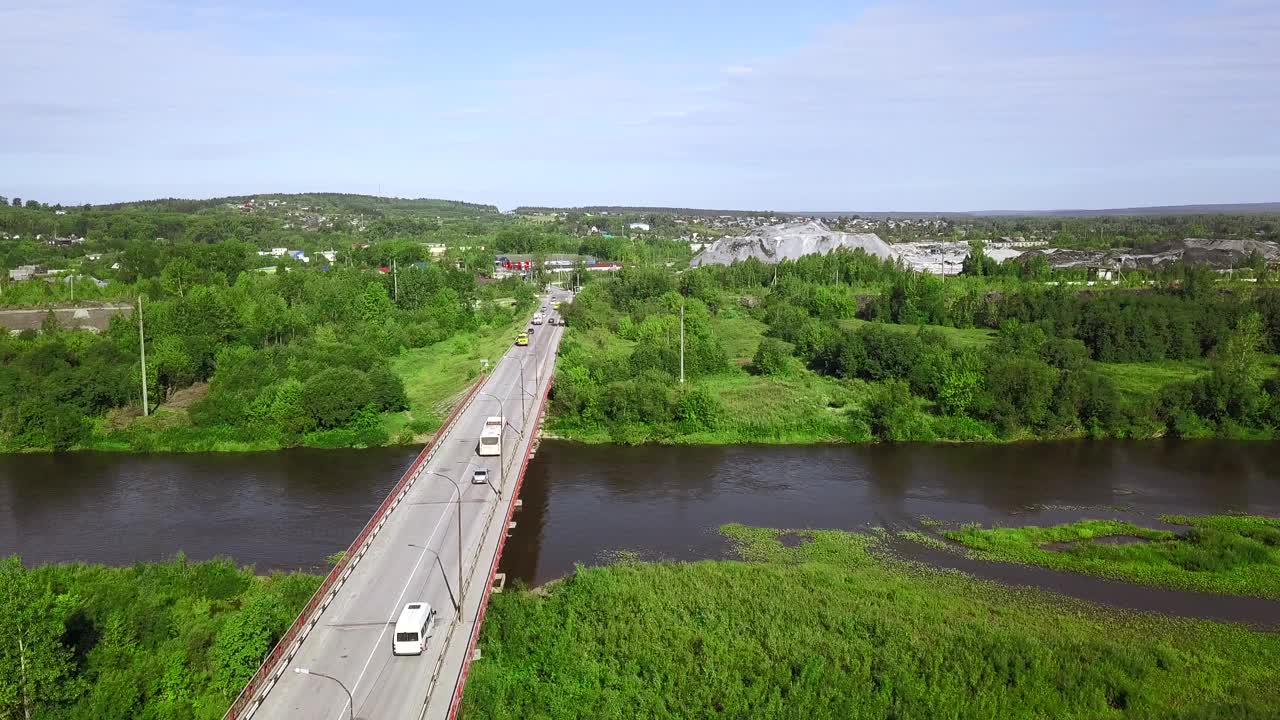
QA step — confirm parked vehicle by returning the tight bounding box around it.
[392,602,434,655]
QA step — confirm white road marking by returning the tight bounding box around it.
[330,354,538,720]
[329,478,458,720]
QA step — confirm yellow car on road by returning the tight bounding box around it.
[516,333,529,346]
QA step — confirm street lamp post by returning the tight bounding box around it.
[425,469,465,620]
[293,668,353,720]
[477,390,511,494]
[518,361,528,421]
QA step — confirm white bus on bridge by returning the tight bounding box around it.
[478,416,503,456]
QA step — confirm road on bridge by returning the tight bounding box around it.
[250,290,568,720]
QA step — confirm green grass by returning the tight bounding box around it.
[464,525,1280,719]
[945,514,1280,599]
[1094,355,1280,400]
[709,306,769,365]
[1095,360,1212,400]
[550,371,876,445]
[385,314,532,440]
[685,373,873,443]
[840,317,997,350]
[896,528,953,549]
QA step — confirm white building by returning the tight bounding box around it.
[9,265,39,282]
[629,222,650,232]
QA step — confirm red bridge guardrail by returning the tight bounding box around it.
[448,351,557,719]
[224,376,487,720]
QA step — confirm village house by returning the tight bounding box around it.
[8,265,43,282]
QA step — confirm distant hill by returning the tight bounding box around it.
[94,192,499,217]
[517,202,1280,219]
[514,205,779,218]
[82,196,1280,219]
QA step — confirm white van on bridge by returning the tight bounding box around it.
[393,602,435,656]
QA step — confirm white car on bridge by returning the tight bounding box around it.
[392,602,435,656]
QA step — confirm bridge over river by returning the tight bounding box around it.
[226,290,568,720]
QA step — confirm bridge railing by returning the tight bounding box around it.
[224,376,487,720]
[448,355,557,718]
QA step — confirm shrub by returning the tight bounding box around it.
[752,338,793,376]
[302,367,372,428]
[367,366,409,412]
[865,380,933,441]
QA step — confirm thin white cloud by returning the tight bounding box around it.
[596,0,1280,208]
[3,0,1278,209]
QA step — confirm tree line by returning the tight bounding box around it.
[0,246,534,450]
[553,256,1280,441]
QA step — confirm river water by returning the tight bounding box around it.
[500,441,1280,583]
[3,441,1279,620]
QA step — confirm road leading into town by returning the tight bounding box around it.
[249,291,567,720]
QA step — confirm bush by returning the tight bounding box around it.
[302,367,373,428]
[857,324,923,381]
[673,385,721,432]
[752,338,793,376]
[865,380,933,441]
[367,366,409,412]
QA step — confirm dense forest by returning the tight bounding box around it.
[0,256,537,451]
[554,251,1280,442]
[1,555,319,720]
[0,194,702,452]
[0,197,576,451]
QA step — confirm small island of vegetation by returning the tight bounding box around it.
[942,514,1280,599]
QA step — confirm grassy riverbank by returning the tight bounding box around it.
[550,267,1280,445]
[944,514,1280,599]
[383,318,529,440]
[0,555,321,719]
[547,306,1221,445]
[462,525,1280,719]
[73,314,530,454]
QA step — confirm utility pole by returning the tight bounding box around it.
[679,302,685,385]
[138,295,149,417]
[392,258,399,302]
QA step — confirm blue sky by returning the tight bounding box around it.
[2,0,1278,211]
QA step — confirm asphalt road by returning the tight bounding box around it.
[253,290,568,720]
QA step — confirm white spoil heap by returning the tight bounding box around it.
[690,221,897,267]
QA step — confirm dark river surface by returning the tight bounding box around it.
[3,441,1279,623]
